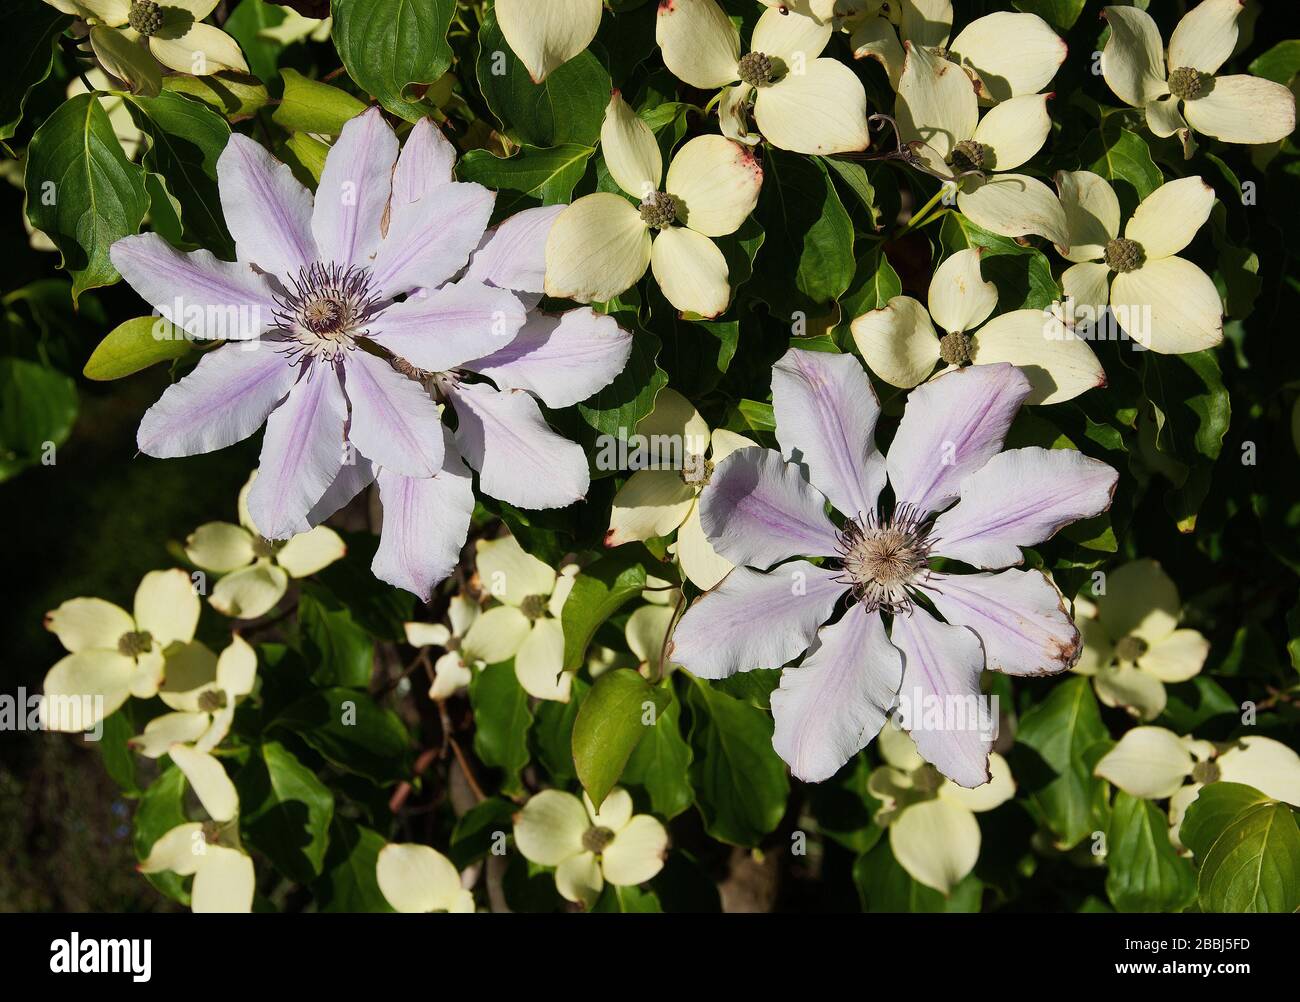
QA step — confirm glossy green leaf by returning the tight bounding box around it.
[24,93,150,302]
[572,668,670,809]
[237,741,335,884]
[332,0,456,121]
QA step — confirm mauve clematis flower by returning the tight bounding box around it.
[669,348,1118,788]
[113,108,633,601]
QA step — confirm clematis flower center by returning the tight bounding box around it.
[519,594,548,620]
[273,262,383,363]
[1168,66,1210,101]
[835,505,933,614]
[1113,635,1148,662]
[639,191,680,229]
[738,51,776,88]
[582,825,617,853]
[128,0,164,36]
[117,630,154,658]
[947,139,986,173]
[938,331,972,366]
[1191,760,1221,784]
[1103,237,1145,274]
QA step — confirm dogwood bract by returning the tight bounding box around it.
[545,93,762,316]
[459,534,577,703]
[138,743,253,913]
[513,787,668,907]
[800,0,1066,99]
[405,594,481,700]
[494,0,603,83]
[606,388,756,589]
[669,349,1118,787]
[376,844,474,913]
[850,247,1104,404]
[43,569,199,731]
[130,634,258,757]
[1072,560,1210,722]
[44,0,249,97]
[1101,0,1296,156]
[115,107,632,601]
[869,721,1014,894]
[185,471,346,619]
[1056,171,1223,355]
[1095,727,1300,846]
[896,45,1066,245]
[657,0,870,155]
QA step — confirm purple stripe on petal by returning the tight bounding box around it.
[772,347,885,520]
[890,609,992,789]
[886,363,1031,517]
[390,119,456,206]
[137,341,296,458]
[246,363,348,539]
[307,454,375,525]
[447,381,589,509]
[772,604,901,782]
[372,440,474,601]
[217,134,316,279]
[368,281,526,373]
[111,234,278,339]
[931,447,1118,569]
[464,204,565,295]
[699,447,841,569]
[312,108,398,269]
[341,350,445,479]
[926,569,1081,676]
[466,308,633,409]
[370,181,496,299]
[668,562,848,679]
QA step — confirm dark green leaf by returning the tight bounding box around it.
[237,741,335,884]
[24,93,150,302]
[332,0,455,121]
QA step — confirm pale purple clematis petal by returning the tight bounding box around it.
[771,349,886,520]
[216,133,315,278]
[886,363,1031,516]
[771,605,903,784]
[369,160,496,299]
[373,439,475,603]
[110,234,278,339]
[342,350,446,478]
[136,342,296,458]
[466,309,633,409]
[926,570,1080,677]
[930,447,1118,569]
[464,204,566,297]
[389,118,456,205]
[312,107,399,268]
[367,281,526,372]
[891,609,992,789]
[673,348,1118,787]
[308,455,375,524]
[119,107,632,598]
[700,448,841,568]
[248,366,349,538]
[668,562,849,680]
[446,381,590,509]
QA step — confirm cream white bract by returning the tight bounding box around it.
[44,0,248,96]
[1072,560,1211,722]
[1101,0,1296,156]
[1056,171,1223,355]
[658,0,870,155]
[850,247,1104,404]
[545,92,762,317]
